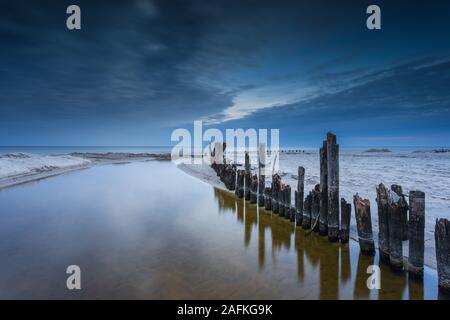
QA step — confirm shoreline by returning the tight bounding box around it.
[177,162,438,270]
[0,152,170,190]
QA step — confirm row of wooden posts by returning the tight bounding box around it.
[211,133,450,292]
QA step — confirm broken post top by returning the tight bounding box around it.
[298,166,305,176]
[410,190,425,199]
[389,188,406,207]
[353,193,370,207]
[435,218,450,236]
[376,183,389,204]
[326,132,337,144]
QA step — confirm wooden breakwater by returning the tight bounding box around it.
[210,133,450,293]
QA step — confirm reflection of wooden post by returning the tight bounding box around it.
[376,183,390,263]
[408,190,425,277]
[340,198,351,243]
[296,167,305,227]
[327,133,339,242]
[302,193,312,229]
[435,218,450,292]
[353,194,375,255]
[319,141,328,236]
[388,190,404,269]
[391,184,408,240]
[311,184,320,232]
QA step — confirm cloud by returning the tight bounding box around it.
[203,56,450,125]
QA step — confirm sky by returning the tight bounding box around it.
[1,0,450,147]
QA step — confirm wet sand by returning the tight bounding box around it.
[0,161,447,299]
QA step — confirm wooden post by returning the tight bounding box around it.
[284,185,291,220]
[435,218,450,292]
[319,140,328,236]
[258,175,265,207]
[376,183,390,263]
[408,190,425,277]
[279,184,285,217]
[296,167,305,227]
[391,184,408,240]
[311,184,320,232]
[272,174,280,213]
[235,170,244,198]
[340,198,351,243]
[230,165,236,191]
[258,144,266,207]
[353,194,375,255]
[244,152,251,201]
[327,133,339,242]
[388,190,404,269]
[250,174,258,204]
[264,187,272,211]
[302,192,312,229]
[245,151,250,173]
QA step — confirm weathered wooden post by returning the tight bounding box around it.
[272,174,281,213]
[235,170,245,198]
[258,175,265,207]
[264,187,272,211]
[245,151,250,172]
[296,167,305,227]
[319,140,328,236]
[340,198,351,243]
[258,143,266,207]
[376,183,390,263]
[229,165,236,191]
[311,184,320,232]
[302,192,312,229]
[391,184,408,240]
[435,218,450,292]
[250,174,258,204]
[353,194,375,255]
[408,190,425,277]
[245,171,251,201]
[284,185,291,220]
[388,190,404,269]
[244,152,251,201]
[279,184,285,217]
[327,133,339,242]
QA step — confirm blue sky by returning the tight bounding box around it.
[1,0,450,147]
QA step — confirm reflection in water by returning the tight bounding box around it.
[213,188,444,300]
[0,161,444,299]
[354,253,375,299]
[340,245,351,283]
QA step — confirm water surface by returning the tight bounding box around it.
[0,161,446,299]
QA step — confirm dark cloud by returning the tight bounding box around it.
[0,0,450,145]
